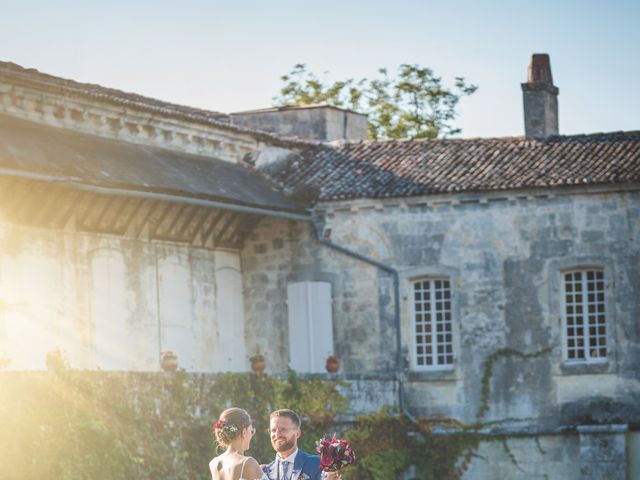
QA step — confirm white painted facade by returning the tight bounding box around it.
[0,221,247,372]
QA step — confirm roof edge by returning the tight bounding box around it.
[0,61,320,150]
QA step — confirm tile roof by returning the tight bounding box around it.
[261,132,640,202]
[0,61,316,148]
[0,61,228,120]
[0,114,307,215]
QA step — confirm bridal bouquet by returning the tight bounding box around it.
[316,433,356,472]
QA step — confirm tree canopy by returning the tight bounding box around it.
[273,63,478,140]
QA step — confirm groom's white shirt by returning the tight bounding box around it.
[276,448,298,478]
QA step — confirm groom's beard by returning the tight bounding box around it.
[271,437,296,453]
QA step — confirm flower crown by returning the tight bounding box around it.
[213,419,239,434]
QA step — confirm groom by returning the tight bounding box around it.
[263,409,339,480]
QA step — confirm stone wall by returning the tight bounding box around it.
[0,77,281,163]
[314,187,639,424]
[577,425,628,480]
[240,217,393,375]
[230,105,368,142]
[463,433,581,479]
[241,186,640,478]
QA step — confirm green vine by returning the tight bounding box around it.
[499,437,524,471]
[475,346,553,423]
[342,345,554,479]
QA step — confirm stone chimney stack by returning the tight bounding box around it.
[230,105,368,142]
[521,53,559,139]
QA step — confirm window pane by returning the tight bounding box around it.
[564,269,606,363]
[413,278,453,368]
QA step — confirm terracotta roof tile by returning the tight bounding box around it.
[266,132,640,202]
[0,61,318,149]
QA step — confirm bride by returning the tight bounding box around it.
[209,407,265,480]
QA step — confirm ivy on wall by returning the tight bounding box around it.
[342,346,554,480]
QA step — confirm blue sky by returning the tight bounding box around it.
[1,0,638,138]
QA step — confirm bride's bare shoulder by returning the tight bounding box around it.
[241,456,264,479]
[209,455,223,472]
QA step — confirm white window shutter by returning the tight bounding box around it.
[91,251,129,370]
[287,282,310,372]
[214,251,246,372]
[157,256,193,370]
[287,281,333,373]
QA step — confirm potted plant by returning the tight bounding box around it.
[325,354,341,373]
[249,351,266,374]
[46,350,68,372]
[160,351,178,372]
[0,356,10,370]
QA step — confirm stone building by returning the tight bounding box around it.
[0,54,638,478]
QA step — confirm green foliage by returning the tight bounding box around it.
[0,370,348,480]
[340,410,479,480]
[341,346,554,479]
[273,64,477,140]
[0,346,553,479]
[276,64,364,111]
[341,410,412,480]
[278,369,350,454]
[0,355,11,369]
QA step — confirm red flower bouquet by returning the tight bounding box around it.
[316,433,355,472]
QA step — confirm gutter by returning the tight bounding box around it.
[69,182,314,223]
[0,167,313,223]
[311,216,417,424]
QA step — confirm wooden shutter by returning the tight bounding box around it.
[287,281,333,373]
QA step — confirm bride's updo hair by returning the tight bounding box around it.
[213,407,252,448]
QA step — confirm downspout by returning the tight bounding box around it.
[311,216,417,423]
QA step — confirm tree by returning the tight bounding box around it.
[273,64,477,139]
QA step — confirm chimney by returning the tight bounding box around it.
[521,54,559,139]
[230,105,368,142]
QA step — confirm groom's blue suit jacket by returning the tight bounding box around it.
[263,449,322,480]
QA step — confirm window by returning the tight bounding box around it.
[287,281,333,373]
[412,278,453,368]
[563,269,606,362]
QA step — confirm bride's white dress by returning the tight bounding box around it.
[239,458,270,480]
[211,457,269,480]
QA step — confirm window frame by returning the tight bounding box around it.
[409,275,455,372]
[561,267,608,364]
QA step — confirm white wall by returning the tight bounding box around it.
[0,222,247,372]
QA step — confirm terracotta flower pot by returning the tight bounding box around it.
[251,360,266,373]
[160,353,178,372]
[325,356,340,373]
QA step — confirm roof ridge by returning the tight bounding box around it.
[327,130,640,148]
[0,61,228,118]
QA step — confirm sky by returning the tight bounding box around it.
[1,0,638,139]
